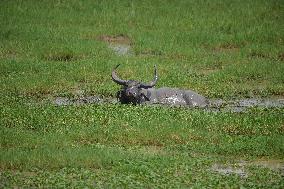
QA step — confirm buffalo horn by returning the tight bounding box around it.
[111,64,128,85]
[140,65,158,89]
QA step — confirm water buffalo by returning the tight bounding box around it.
[112,64,208,107]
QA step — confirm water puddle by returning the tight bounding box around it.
[53,95,284,113]
[252,159,284,173]
[54,96,101,106]
[53,96,117,106]
[208,98,284,113]
[109,44,132,56]
[211,163,247,178]
[98,34,132,56]
[211,159,284,177]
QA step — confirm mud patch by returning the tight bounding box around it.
[252,159,284,174]
[211,163,247,178]
[211,159,284,177]
[248,52,269,59]
[98,34,132,45]
[98,34,132,56]
[208,98,284,112]
[43,51,81,62]
[54,96,117,106]
[136,49,163,57]
[213,43,240,53]
[53,96,284,113]
[54,96,100,106]
[109,44,131,56]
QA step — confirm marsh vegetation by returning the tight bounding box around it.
[0,0,283,188]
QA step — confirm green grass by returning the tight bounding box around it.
[0,0,284,188]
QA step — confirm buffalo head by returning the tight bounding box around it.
[112,64,158,104]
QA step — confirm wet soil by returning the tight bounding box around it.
[136,49,163,57]
[53,95,284,113]
[109,44,132,56]
[43,51,83,62]
[54,96,116,106]
[98,34,132,56]
[211,163,247,178]
[208,98,284,112]
[252,159,284,173]
[98,34,132,45]
[248,52,269,59]
[211,159,284,177]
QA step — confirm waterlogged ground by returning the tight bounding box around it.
[53,95,284,113]
[1,101,284,187]
[1,0,284,188]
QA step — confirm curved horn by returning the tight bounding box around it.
[140,65,158,89]
[112,64,128,85]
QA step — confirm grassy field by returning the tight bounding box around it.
[1,0,284,188]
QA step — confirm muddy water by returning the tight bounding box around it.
[53,96,117,106]
[211,159,284,177]
[208,98,284,112]
[53,96,284,112]
[97,34,132,56]
[54,96,102,106]
[211,163,247,178]
[252,159,284,174]
[109,44,132,56]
